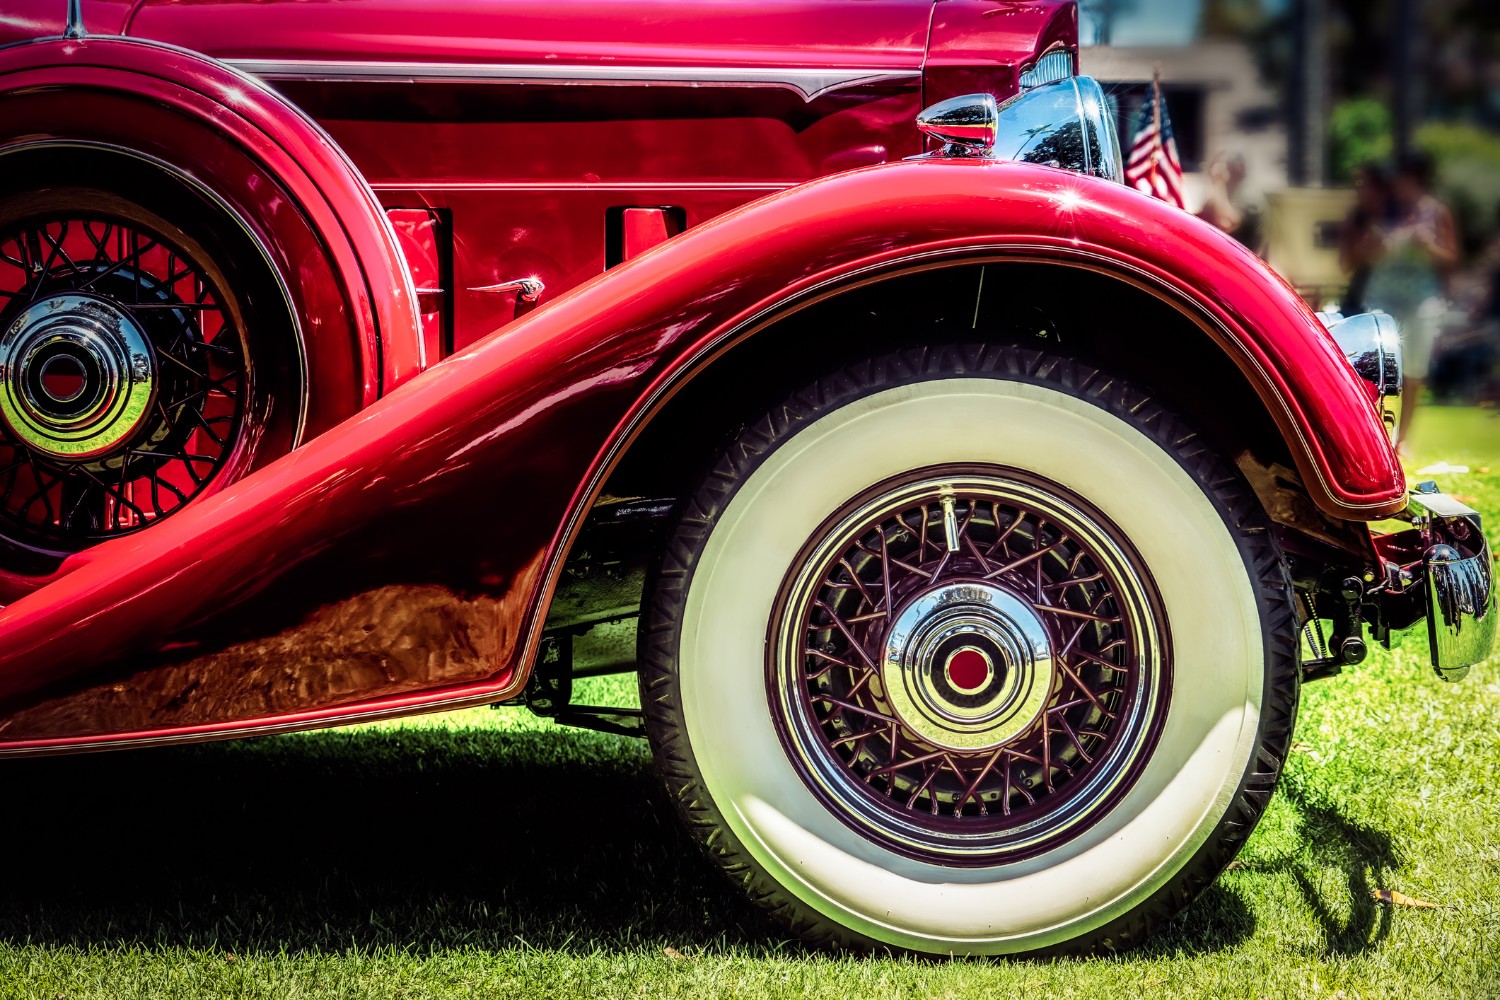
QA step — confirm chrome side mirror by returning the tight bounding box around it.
[915,77,1123,184]
[915,93,998,157]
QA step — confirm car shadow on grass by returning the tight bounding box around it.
[1273,780,1401,957]
[0,722,1256,959]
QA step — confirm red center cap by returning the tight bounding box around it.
[947,648,990,691]
[40,357,87,402]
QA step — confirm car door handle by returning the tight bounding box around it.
[469,277,545,302]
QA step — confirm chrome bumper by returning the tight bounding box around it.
[1412,489,1496,680]
[1369,485,1495,681]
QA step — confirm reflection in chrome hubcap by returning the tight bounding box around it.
[0,294,157,460]
[771,470,1168,862]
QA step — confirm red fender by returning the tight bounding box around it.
[0,35,423,416]
[0,159,1402,751]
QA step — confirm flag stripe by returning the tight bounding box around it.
[1123,80,1185,209]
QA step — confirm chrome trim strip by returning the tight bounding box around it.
[223,59,921,102]
[0,684,523,757]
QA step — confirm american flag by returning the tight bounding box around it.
[1124,75,1185,208]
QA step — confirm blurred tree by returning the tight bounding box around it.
[1237,0,1498,185]
[1199,0,1267,38]
[1428,0,1500,128]
[1418,122,1500,252]
[1326,0,1498,124]
[1326,0,1391,99]
[1328,99,1393,181]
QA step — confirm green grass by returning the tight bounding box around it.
[2,408,1499,999]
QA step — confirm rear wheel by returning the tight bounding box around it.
[641,344,1298,955]
[0,186,302,566]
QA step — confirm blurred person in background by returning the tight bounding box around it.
[1482,207,1500,356]
[1197,152,1264,253]
[1197,153,1244,234]
[1422,200,1500,404]
[1432,203,1500,405]
[1339,161,1393,315]
[1364,151,1460,453]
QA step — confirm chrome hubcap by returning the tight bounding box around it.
[0,293,156,460]
[882,581,1054,750]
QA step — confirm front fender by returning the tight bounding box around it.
[610,158,1402,520]
[0,159,1400,751]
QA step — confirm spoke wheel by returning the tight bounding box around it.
[0,189,301,558]
[641,344,1299,957]
[773,471,1167,863]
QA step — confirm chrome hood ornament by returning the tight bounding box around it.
[915,77,1124,184]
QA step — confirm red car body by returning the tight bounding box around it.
[1,0,1076,358]
[0,0,1427,751]
[0,0,1464,731]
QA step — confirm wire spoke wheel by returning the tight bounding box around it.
[0,210,250,550]
[642,344,1298,957]
[771,470,1168,862]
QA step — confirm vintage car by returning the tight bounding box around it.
[0,0,1492,959]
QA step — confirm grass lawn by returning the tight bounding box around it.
[2,407,1498,999]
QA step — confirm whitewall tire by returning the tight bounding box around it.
[640,345,1298,956]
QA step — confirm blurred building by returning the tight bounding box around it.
[1085,40,1355,303]
[1082,41,1287,212]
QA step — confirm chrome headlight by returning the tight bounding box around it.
[915,77,1123,184]
[1317,310,1404,440]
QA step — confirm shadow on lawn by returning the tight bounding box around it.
[1274,780,1401,957]
[0,724,1255,959]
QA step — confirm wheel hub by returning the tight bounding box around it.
[0,293,157,461]
[882,581,1054,750]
